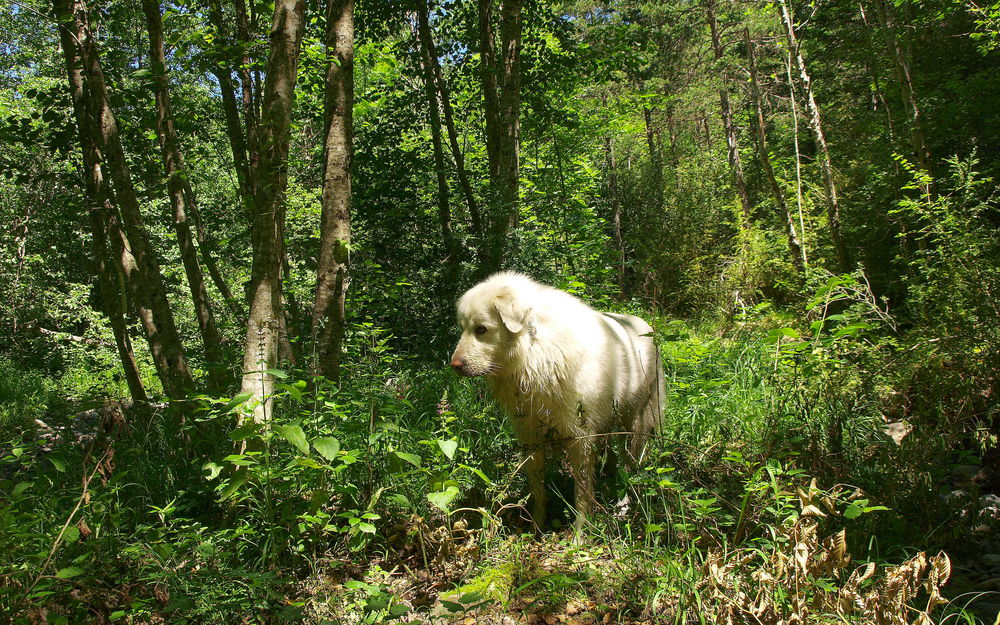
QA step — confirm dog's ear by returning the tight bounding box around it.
[493,289,530,334]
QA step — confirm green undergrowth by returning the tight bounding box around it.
[1,296,993,623]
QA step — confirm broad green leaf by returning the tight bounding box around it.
[393,451,421,467]
[48,455,67,473]
[437,439,458,460]
[55,566,84,579]
[229,421,260,441]
[427,485,459,515]
[222,392,253,413]
[313,437,341,461]
[356,522,377,534]
[62,525,80,544]
[275,424,309,455]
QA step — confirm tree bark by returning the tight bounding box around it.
[417,0,483,246]
[705,0,752,229]
[55,3,147,402]
[58,0,193,399]
[479,0,522,274]
[778,0,852,272]
[642,105,665,209]
[310,0,353,383]
[745,29,805,275]
[785,48,809,267]
[207,0,255,225]
[142,0,226,390]
[872,0,933,186]
[416,2,461,277]
[241,0,307,420]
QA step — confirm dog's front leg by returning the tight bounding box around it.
[524,444,547,530]
[567,439,596,538]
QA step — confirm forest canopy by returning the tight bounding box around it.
[1,0,999,622]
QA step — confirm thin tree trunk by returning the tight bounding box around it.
[142,0,225,390]
[235,0,261,187]
[241,0,306,420]
[705,0,752,229]
[745,29,805,275]
[416,2,461,276]
[785,48,809,267]
[58,0,193,399]
[418,1,483,243]
[604,136,626,296]
[872,0,933,185]
[479,0,522,274]
[55,5,147,402]
[207,0,255,223]
[857,2,898,150]
[642,105,665,209]
[311,0,353,383]
[778,0,852,272]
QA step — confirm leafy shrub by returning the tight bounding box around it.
[0,357,54,436]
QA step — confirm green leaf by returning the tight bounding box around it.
[393,451,421,467]
[48,454,67,472]
[427,485,460,515]
[356,522,377,534]
[62,525,80,544]
[55,566,84,579]
[265,368,289,379]
[229,420,260,441]
[843,503,863,520]
[110,610,127,620]
[222,392,253,413]
[202,461,223,480]
[313,437,341,461]
[437,439,458,460]
[275,424,309,455]
[458,463,492,485]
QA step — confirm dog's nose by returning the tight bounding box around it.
[450,357,465,373]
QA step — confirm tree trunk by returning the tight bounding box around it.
[479,0,522,274]
[416,2,461,278]
[872,0,933,186]
[207,0,255,224]
[241,0,307,420]
[785,48,809,267]
[310,0,353,384]
[417,0,483,247]
[745,29,805,275]
[142,0,226,391]
[58,0,193,399]
[642,105,665,209]
[778,0,852,272]
[55,5,147,402]
[705,0,752,229]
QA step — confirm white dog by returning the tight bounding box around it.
[450,272,664,534]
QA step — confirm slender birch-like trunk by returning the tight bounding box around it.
[142,0,225,390]
[479,0,522,274]
[57,0,193,399]
[241,0,306,420]
[55,3,147,402]
[417,0,483,251]
[745,29,805,274]
[416,2,461,277]
[705,0,752,229]
[311,0,353,383]
[778,0,852,271]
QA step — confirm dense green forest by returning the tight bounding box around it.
[2,0,999,622]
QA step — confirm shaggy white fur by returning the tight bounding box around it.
[450,272,664,535]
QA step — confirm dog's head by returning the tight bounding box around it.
[450,273,533,377]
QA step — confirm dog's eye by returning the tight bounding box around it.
[474,325,488,336]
